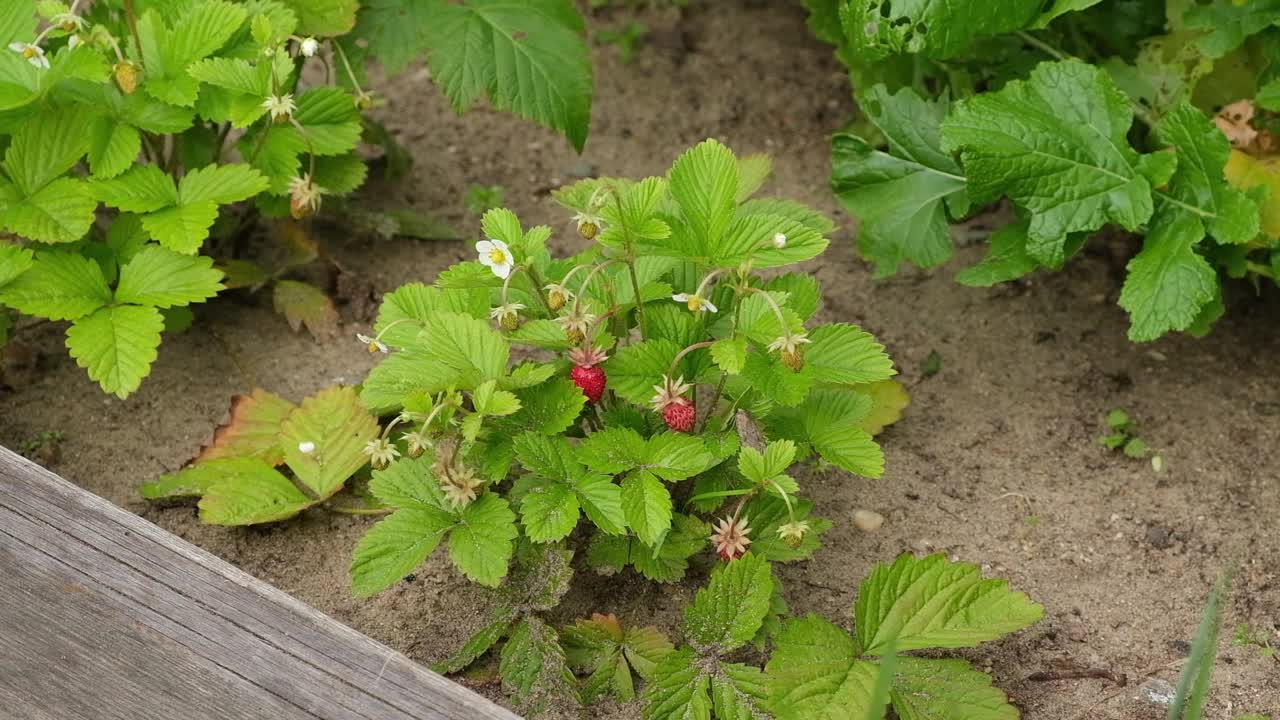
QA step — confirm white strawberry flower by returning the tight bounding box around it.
[299,37,319,57]
[672,292,717,314]
[356,333,388,354]
[262,93,296,122]
[9,42,49,69]
[476,238,514,279]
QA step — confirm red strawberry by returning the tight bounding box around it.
[662,399,696,433]
[572,365,607,404]
[568,346,609,404]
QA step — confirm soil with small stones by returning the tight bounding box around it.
[2,3,1278,718]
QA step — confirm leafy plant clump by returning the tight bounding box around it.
[809,0,1280,342]
[571,552,1042,719]
[0,0,594,397]
[142,138,911,714]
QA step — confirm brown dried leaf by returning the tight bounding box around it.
[1214,100,1277,155]
[273,280,339,339]
[195,389,296,466]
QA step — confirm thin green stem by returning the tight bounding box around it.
[327,505,394,516]
[122,0,144,65]
[626,258,648,340]
[666,340,715,382]
[523,265,557,316]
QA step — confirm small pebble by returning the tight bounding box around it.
[1145,525,1174,549]
[1135,678,1176,706]
[852,509,885,532]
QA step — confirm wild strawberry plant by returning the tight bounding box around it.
[808,0,1280,341]
[575,552,1042,719]
[0,0,593,397]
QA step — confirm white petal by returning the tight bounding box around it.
[475,240,495,254]
[489,238,511,253]
[32,55,49,69]
[491,261,513,279]
[671,293,689,302]
[8,43,24,52]
[704,301,718,313]
[478,253,496,268]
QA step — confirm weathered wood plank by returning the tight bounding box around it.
[0,446,520,720]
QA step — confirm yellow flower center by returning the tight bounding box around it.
[366,343,380,353]
[489,249,507,265]
[22,47,36,59]
[686,296,703,311]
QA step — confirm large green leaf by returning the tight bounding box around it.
[805,324,896,386]
[643,647,712,720]
[198,458,316,524]
[279,386,379,498]
[1118,210,1218,342]
[1183,0,1280,58]
[282,0,359,36]
[941,60,1171,268]
[1155,103,1260,245]
[668,139,739,262]
[421,0,592,151]
[683,553,774,653]
[500,617,582,717]
[0,251,110,320]
[841,0,1043,60]
[0,244,33,288]
[620,470,671,546]
[115,245,225,308]
[448,493,518,586]
[137,2,248,106]
[765,614,883,720]
[350,505,457,596]
[833,86,968,277]
[855,553,1044,654]
[65,305,166,398]
[890,658,1020,720]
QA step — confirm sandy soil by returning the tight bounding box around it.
[2,3,1277,718]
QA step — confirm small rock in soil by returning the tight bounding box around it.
[1135,678,1176,706]
[1145,525,1174,549]
[853,509,885,532]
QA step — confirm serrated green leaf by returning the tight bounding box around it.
[572,473,626,535]
[632,513,708,583]
[115,245,224,308]
[312,153,367,195]
[279,386,379,499]
[741,352,813,407]
[668,138,739,261]
[448,493,518,586]
[1156,103,1260,245]
[421,0,592,151]
[179,163,270,205]
[66,304,164,398]
[290,88,362,155]
[138,2,248,106]
[195,388,294,466]
[941,60,1161,267]
[198,458,315,524]
[500,617,582,717]
[604,338,684,406]
[94,165,179,213]
[763,273,821,320]
[368,454,448,510]
[5,105,93,194]
[0,176,98,243]
[1119,210,1218,342]
[955,222,1039,287]
[1184,0,1280,58]
[0,4,35,47]
[142,201,220,254]
[832,85,967,277]
[507,377,586,435]
[890,658,1020,720]
[351,505,457,596]
[745,496,831,563]
[352,0,432,74]
[282,0,357,36]
[0,243,33,287]
[433,609,517,674]
[417,310,511,386]
[712,664,770,720]
[87,118,141,179]
[684,552,773,653]
[374,282,489,348]
[519,477,581,542]
[644,647,712,720]
[842,0,1041,61]
[621,470,672,546]
[0,251,110,320]
[711,336,748,375]
[765,614,882,720]
[806,323,896,386]
[855,553,1044,654]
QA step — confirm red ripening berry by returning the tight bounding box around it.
[571,365,607,404]
[662,400,696,433]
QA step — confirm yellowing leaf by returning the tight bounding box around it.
[195,389,296,466]
[1224,149,1280,238]
[857,380,910,436]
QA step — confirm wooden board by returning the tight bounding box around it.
[0,446,520,720]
